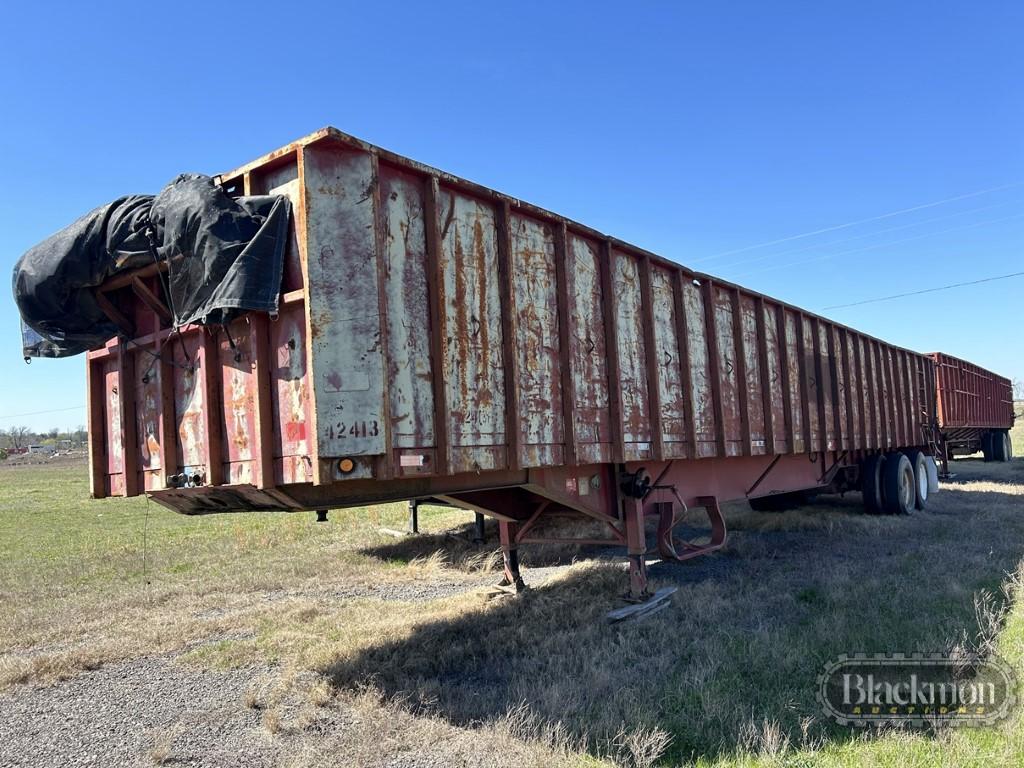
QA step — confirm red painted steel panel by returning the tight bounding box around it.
[270,305,314,485]
[567,234,613,465]
[766,303,789,453]
[683,279,717,457]
[650,265,687,456]
[509,213,564,467]
[172,333,206,476]
[613,250,653,460]
[379,166,436,452]
[218,318,257,486]
[713,286,742,456]
[931,352,1014,430]
[84,127,958,509]
[102,358,122,495]
[132,345,163,491]
[739,294,764,454]
[782,311,804,454]
[437,187,507,472]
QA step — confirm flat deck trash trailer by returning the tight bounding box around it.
[931,352,1015,467]
[74,127,964,598]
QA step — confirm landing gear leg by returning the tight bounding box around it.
[624,497,650,601]
[498,521,526,592]
[407,500,420,534]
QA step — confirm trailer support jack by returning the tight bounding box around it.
[498,521,526,592]
[625,497,650,601]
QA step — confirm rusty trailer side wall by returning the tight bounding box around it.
[930,352,1014,454]
[86,127,936,511]
[931,352,1014,431]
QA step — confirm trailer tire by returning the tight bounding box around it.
[982,432,994,462]
[882,452,915,515]
[992,430,1012,462]
[861,453,886,514]
[905,449,929,511]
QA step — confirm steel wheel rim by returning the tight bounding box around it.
[901,465,915,509]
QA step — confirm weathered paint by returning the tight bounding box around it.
[301,144,387,476]
[437,188,507,473]
[713,286,741,456]
[782,311,802,453]
[509,214,563,467]
[681,279,716,457]
[86,127,944,507]
[133,346,163,491]
[763,303,787,452]
[173,333,205,474]
[104,359,123,494]
[271,306,313,485]
[740,295,765,454]
[932,352,1014,430]
[567,235,612,465]
[380,166,435,451]
[613,250,652,459]
[219,318,256,486]
[650,265,687,456]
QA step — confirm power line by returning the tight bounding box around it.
[695,181,1024,263]
[731,211,1024,279]
[0,404,86,421]
[710,197,1022,271]
[822,271,1024,310]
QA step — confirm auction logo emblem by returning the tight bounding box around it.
[818,653,1016,726]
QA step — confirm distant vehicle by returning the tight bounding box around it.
[27,445,48,454]
[932,352,1015,466]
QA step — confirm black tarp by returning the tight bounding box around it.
[12,174,290,358]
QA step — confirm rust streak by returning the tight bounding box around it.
[495,200,520,470]
[553,222,577,466]
[638,256,664,460]
[598,239,625,463]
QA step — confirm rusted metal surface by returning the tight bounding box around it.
[85,126,949,512]
[614,249,652,460]
[931,352,1014,431]
[508,211,563,468]
[301,144,387,483]
[552,223,577,467]
[567,234,613,465]
[380,166,435,454]
[438,187,507,473]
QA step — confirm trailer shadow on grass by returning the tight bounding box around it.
[328,465,1024,764]
[359,514,625,571]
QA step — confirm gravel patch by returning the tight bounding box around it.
[253,566,570,605]
[0,658,282,768]
[0,566,574,767]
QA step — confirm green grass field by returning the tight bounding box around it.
[2,455,1024,766]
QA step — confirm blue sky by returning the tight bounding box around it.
[1,1,1021,432]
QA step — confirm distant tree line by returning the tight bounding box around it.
[0,425,87,455]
